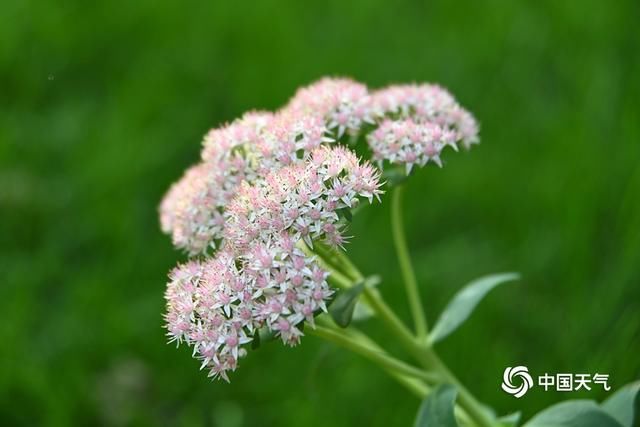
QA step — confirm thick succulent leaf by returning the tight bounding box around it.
[251,326,277,350]
[350,276,381,322]
[498,412,522,426]
[601,381,640,427]
[524,400,623,427]
[251,329,261,350]
[352,300,374,321]
[429,272,520,343]
[336,207,353,222]
[414,384,459,427]
[329,282,365,327]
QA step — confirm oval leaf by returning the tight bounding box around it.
[352,300,374,322]
[429,272,520,344]
[329,282,365,328]
[498,412,522,427]
[252,326,276,350]
[414,384,459,427]
[251,329,261,350]
[601,381,640,427]
[524,400,624,427]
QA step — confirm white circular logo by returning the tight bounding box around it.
[502,366,534,398]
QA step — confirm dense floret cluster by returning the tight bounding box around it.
[160,77,478,380]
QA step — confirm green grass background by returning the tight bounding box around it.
[2,0,639,425]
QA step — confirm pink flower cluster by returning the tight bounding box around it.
[367,119,458,174]
[159,163,229,255]
[366,84,479,171]
[160,77,478,381]
[164,145,381,380]
[164,240,331,381]
[285,77,372,138]
[225,146,382,251]
[160,112,273,255]
[368,84,479,149]
[160,78,478,255]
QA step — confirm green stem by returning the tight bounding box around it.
[317,243,364,282]
[387,372,430,399]
[306,244,426,371]
[305,243,493,426]
[314,246,423,355]
[297,241,352,288]
[307,324,435,384]
[307,322,430,399]
[362,288,423,357]
[311,319,475,426]
[312,243,352,276]
[418,348,495,427]
[391,185,428,340]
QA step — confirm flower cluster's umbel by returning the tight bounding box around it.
[285,77,372,138]
[164,240,331,381]
[160,77,478,381]
[225,146,381,251]
[366,84,479,171]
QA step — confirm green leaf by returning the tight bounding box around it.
[498,412,522,427]
[251,329,261,350]
[251,327,276,350]
[524,400,624,427]
[336,207,353,223]
[382,167,408,186]
[414,384,459,427]
[350,276,380,322]
[601,381,640,427]
[329,282,365,327]
[352,300,374,321]
[429,272,520,343]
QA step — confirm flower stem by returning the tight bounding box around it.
[305,243,494,426]
[364,297,494,427]
[305,245,427,371]
[388,372,430,399]
[362,287,424,356]
[417,348,495,427]
[315,243,364,282]
[312,245,426,357]
[391,185,428,340]
[310,319,476,426]
[297,241,352,288]
[307,324,436,384]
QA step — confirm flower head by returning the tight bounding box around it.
[286,77,372,138]
[160,77,479,382]
[159,163,231,254]
[254,111,334,170]
[367,118,458,174]
[225,146,382,251]
[368,84,480,149]
[164,252,252,381]
[164,240,332,380]
[161,109,340,254]
[201,111,274,164]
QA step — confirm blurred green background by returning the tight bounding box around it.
[2,0,639,425]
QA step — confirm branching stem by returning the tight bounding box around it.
[306,244,495,427]
[391,185,428,340]
[307,324,436,384]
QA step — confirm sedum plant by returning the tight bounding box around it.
[158,78,639,426]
